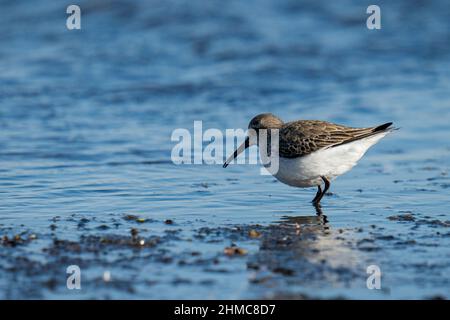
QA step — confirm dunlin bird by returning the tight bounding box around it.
[223,113,395,206]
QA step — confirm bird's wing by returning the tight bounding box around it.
[278,120,392,158]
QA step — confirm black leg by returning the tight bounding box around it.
[322,176,330,196]
[311,185,322,204]
[312,176,331,205]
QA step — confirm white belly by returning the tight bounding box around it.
[270,132,389,188]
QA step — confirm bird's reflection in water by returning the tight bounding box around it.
[247,205,359,296]
[313,203,325,217]
[277,204,330,231]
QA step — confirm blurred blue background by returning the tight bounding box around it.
[0,0,449,299]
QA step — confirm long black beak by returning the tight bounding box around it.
[223,137,250,168]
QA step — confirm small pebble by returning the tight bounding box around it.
[248,230,261,238]
[130,228,139,237]
[103,271,111,282]
[224,246,247,256]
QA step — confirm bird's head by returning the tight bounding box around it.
[223,113,283,168]
[248,113,284,131]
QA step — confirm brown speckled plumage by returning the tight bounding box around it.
[279,120,386,158]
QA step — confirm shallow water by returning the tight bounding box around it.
[0,0,449,299]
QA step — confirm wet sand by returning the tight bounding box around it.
[1,200,448,299]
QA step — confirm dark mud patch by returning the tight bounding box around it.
[388,213,416,222]
[1,232,37,247]
[122,214,156,224]
[388,212,450,229]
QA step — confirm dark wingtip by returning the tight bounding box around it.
[223,163,228,168]
[374,122,393,132]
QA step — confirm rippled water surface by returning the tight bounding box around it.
[0,0,449,299]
